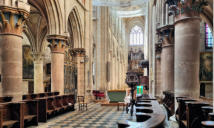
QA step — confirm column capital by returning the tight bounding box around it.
[166,0,207,18]
[0,2,30,36]
[33,52,43,62]
[47,35,68,54]
[157,24,174,47]
[70,48,86,57]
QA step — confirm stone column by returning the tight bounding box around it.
[155,43,162,97]
[172,1,203,99]
[33,54,44,93]
[71,48,86,97]
[157,25,174,92]
[0,4,30,101]
[47,35,67,95]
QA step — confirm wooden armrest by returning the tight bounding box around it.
[3,120,18,127]
[182,120,187,126]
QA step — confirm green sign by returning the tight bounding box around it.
[137,85,144,95]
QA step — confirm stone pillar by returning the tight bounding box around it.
[71,48,86,97]
[155,43,162,97]
[0,4,30,101]
[33,54,44,93]
[172,1,202,99]
[47,35,67,95]
[157,25,174,92]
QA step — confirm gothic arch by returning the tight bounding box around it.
[67,7,83,48]
[43,0,64,35]
[201,4,213,31]
[23,27,35,51]
[29,0,64,35]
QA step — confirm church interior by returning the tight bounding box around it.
[0,0,213,128]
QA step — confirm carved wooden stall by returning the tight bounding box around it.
[0,92,76,127]
[117,95,166,128]
[175,97,213,128]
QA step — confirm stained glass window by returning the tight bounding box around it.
[130,25,143,45]
[205,24,213,49]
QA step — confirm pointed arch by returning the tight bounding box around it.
[44,0,64,35]
[67,7,84,48]
[200,5,213,31]
[23,27,35,52]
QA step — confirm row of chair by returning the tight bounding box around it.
[0,93,75,128]
[176,96,213,128]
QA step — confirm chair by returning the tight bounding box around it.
[77,96,87,111]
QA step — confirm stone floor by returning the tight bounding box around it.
[30,103,179,128]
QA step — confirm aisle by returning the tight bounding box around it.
[31,103,128,128]
[31,102,179,128]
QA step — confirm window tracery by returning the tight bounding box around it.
[130,25,143,45]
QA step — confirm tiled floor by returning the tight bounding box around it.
[30,103,179,128]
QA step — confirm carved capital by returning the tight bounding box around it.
[166,0,207,17]
[70,48,86,57]
[33,52,43,62]
[157,25,174,47]
[47,35,68,54]
[0,5,30,36]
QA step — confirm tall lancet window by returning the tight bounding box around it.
[205,24,213,49]
[130,25,143,45]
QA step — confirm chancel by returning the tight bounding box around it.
[0,0,213,128]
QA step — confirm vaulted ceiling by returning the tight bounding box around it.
[93,0,149,17]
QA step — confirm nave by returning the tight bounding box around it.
[0,0,213,128]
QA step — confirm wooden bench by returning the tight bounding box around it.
[0,102,22,128]
[0,96,13,103]
[186,102,210,128]
[23,92,60,100]
[67,94,75,110]
[163,91,175,118]
[47,97,56,116]
[117,96,165,128]
[40,93,47,98]
[36,94,75,122]
[176,98,196,128]
[175,97,188,120]
[22,100,38,127]
[176,96,213,128]
[62,95,73,111]
[45,92,59,97]
[53,96,64,113]
[201,106,213,121]
[37,97,55,122]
